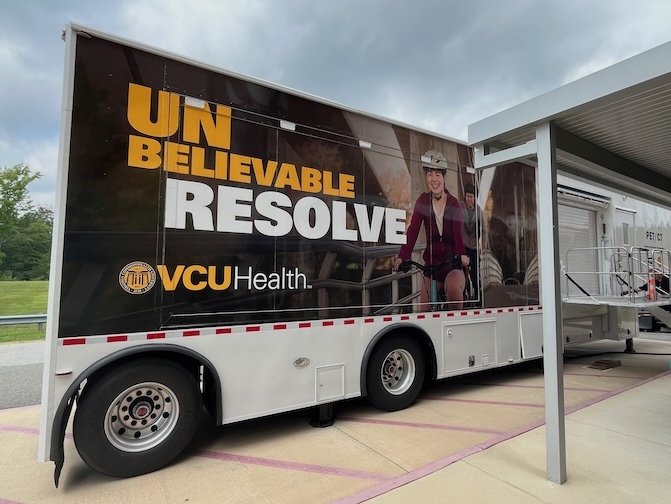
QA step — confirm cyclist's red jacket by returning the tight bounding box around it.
[398,190,466,279]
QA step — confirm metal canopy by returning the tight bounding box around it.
[467,40,671,485]
[469,40,671,210]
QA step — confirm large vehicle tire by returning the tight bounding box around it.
[366,336,425,412]
[73,359,202,478]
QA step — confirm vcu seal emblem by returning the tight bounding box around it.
[119,261,157,294]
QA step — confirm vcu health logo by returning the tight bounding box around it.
[119,261,157,294]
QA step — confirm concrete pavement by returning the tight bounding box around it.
[368,359,671,504]
[0,337,670,503]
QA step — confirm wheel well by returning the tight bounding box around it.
[86,351,198,383]
[360,325,436,397]
[83,348,220,423]
[50,345,222,469]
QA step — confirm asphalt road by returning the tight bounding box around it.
[1,330,670,410]
[0,341,44,409]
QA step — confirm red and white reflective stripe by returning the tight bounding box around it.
[57,305,542,346]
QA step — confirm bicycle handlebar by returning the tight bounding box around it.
[397,256,462,274]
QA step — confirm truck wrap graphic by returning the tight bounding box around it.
[59,34,538,338]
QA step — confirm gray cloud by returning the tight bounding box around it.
[1,0,670,207]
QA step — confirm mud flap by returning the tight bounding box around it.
[54,389,79,487]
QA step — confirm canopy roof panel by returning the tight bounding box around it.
[468,41,671,209]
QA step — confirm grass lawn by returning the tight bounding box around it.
[0,281,48,343]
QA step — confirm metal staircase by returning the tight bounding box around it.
[645,305,671,328]
[562,246,671,307]
[561,246,670,344]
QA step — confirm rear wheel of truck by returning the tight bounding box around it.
[73,359,202,478]
[366,336,425,411]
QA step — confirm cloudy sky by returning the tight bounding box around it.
[2,0,671,207]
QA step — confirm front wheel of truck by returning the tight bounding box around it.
[73,359,202,478]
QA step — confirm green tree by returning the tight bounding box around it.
[1,206,53,279]
[0,164,42,273]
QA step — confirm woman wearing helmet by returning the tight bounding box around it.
[393,150,470,310]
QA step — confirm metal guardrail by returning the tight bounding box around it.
[0,314,47,328]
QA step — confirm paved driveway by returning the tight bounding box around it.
[1,337,670,503]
